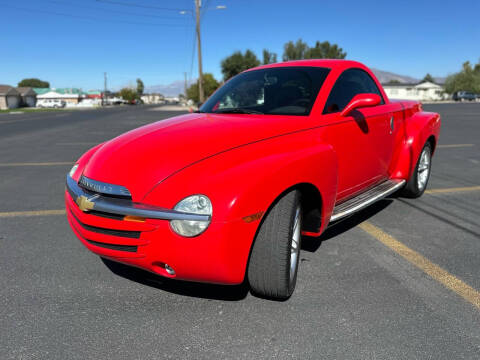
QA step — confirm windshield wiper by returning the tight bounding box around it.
[213,108,264,115]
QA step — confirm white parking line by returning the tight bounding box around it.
[437,144,474,148]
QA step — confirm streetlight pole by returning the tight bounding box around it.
[103,72,107,106]
[194,0,204,103]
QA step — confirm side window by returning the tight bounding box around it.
[323,68,384,114]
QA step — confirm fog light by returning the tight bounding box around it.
[164,264,175,275]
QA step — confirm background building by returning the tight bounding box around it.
[85,90,102,99]
[0,85,21,109]
[141,93,165,104]
[383,81,447,101]
[16,87,37,107]
[35,88,81,104]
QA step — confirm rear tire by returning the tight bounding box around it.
[248,190,302,300]
[401,142,432,198]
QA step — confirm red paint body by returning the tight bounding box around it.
[65,60,441,284]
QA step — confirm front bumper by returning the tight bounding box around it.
[66,175,210,222]
[65,176,256,284]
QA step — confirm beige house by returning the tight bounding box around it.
[0,85,21,110]
[383,81,447,101]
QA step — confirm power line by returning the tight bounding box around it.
[95,0,191,13]
[48,0,190,20]
[201,0,212,20]
[1,4,189,27]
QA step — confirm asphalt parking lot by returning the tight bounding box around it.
[0,103,479,359]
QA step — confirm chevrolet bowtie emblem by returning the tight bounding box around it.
[76,195,97,212]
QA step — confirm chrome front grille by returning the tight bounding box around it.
[79,175,131,199]
[69,210,141,239]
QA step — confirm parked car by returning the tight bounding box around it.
[65,60,441,299]
[452,91,477,101]
[37,99,66,108]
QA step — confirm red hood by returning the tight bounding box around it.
[83,113,309,200]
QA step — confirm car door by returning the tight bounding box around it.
[321,68,395,201]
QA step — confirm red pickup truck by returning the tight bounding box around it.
[65,60,441,299]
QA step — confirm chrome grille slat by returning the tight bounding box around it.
[69,210,141,239]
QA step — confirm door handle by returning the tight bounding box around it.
[389,116,394,134]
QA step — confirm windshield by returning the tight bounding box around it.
[200,66,330,116]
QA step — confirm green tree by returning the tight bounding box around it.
[119,87,138,103]
[136,78,144,95]
[262,49,277,65]
[444,60,480,94]
[282,39,308,61]
[221,50,260,80]
[304,41,347,59]
[186,73,219,103]
[422,73,435,83]
[282,39,347,61]
[18,78,50,88]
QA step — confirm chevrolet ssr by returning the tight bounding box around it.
[65,60,441,299]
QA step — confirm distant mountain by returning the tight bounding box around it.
[146,69,442,95]
[145,79,194,97]
[371,68,419,84]
[433,77,446,85]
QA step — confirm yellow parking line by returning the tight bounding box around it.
[0,209,65,218]
[437,144,474,148]
[0,162,73,167]
[359,222,480,309]
[425,186,480,194]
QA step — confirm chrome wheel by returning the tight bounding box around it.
[417,146,431,191]
[290,206,301,284]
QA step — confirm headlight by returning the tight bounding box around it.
[170,195,212,237]
[69,164,79,178]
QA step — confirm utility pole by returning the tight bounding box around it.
[184,72,188,98]
[194,0,204,103]
[103,72,107,106]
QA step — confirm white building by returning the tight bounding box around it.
[383,81,447,101]
[164,96,180,104]
[141,93,165,104]
[37,90,80,104]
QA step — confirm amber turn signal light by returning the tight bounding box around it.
[123,215,145,222]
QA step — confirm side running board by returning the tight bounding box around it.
[330,179,405,222]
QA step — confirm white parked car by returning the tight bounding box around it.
[37,99,66,108]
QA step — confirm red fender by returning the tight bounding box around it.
[142,131,338,282]
[390,109,441,180]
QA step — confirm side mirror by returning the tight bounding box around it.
[340,93,381,117]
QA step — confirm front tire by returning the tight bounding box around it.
[401,141,432,198]
[248,190,302,300]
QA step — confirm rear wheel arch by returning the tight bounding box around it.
[390,112,440,180]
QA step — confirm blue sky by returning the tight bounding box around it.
[1,0,479,91]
